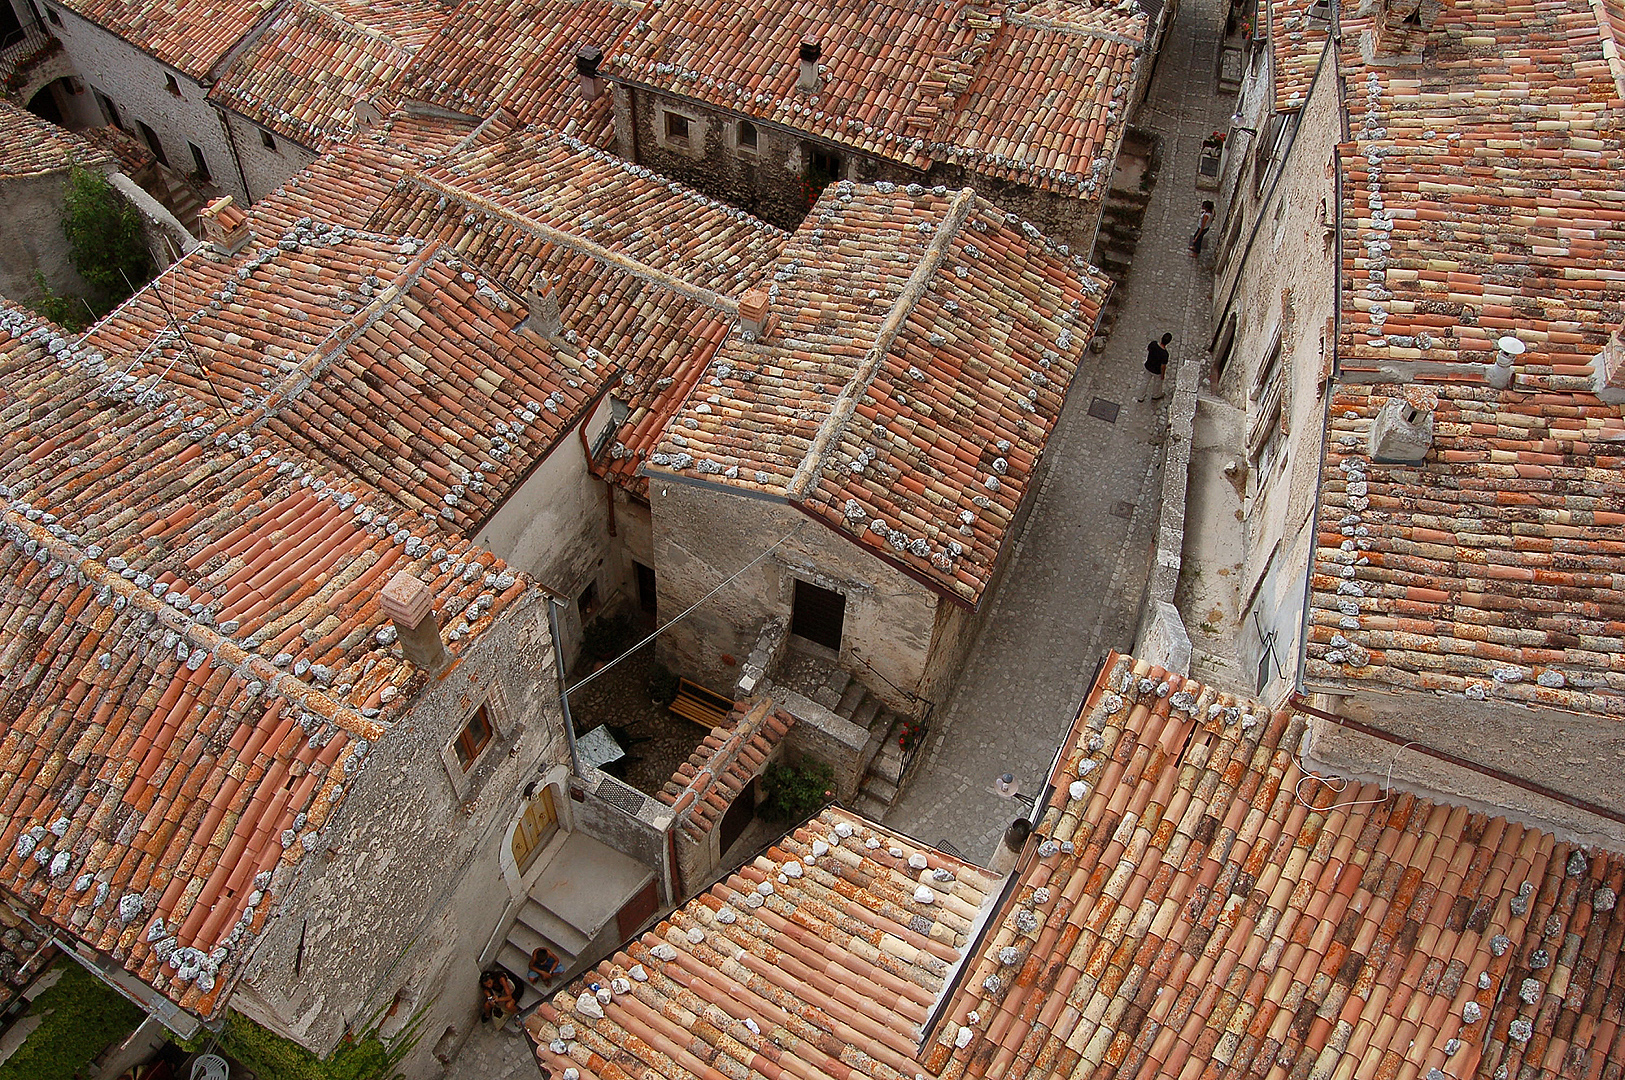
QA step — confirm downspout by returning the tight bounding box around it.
[213,103,253,205]
[576,395,619,537]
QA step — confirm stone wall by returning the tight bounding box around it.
[649,479,946,712]
[0,170,91,301]
[1205,45,1339,701]
[234,589,576,1079]
[617,82,923,231]
[218,108,318,203]
[43,4,249,203]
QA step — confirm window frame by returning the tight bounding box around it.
[736,119,758,156]
[188,141,210,183]
[452,705,494,772]
[260,128,277,151]
[164,73,181,97]
[664,109,691,145]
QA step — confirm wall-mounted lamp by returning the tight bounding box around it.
[1230,113,1259,138]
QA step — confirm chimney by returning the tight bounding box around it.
[1592,320,1625,404]
[1486,334,1523,389]
[575,45,604,100]
[1369,383,1439,463]
[199,196,252,255]
[738,288,771,340]
[1362,0,1442,63]
[352,93,389,130]
[797,41,822,92]
[379,571,450,673]
[523,284,561,338]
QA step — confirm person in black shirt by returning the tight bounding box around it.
[1139,333,1171,401]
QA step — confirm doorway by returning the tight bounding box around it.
[635,561,657,614]
[510,785,559,874]
[718,776,757,856]
[791,580,845,651]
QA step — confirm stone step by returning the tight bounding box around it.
[859,775,898,805]
[850,694,883,730]
[834,680,867,719]
[872,745,904,784]
[515,897,590,955]
[852,793,889,819]
[810,669,850,711]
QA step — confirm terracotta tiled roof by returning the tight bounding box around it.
[1267,0,1328,111]
[526,804,1000,1080]
[606,0,1145,193]
[77,125,156,176]
[655,699,795,840]
[924,652,1625,1080]
[55,0,272,79]
[365,126,790,501]
[393,0,632,145]
[0,303,531,1019]
[1304,381,1625,716]
[208,0,426,150]
[0,102,110,179]
[1334,0,1625,383]
[934,13,1141,194]
[649,181,1109,605]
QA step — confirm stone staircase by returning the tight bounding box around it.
[789,662,920,819]
[1090,128,1159,343]
[496,895,591,1008]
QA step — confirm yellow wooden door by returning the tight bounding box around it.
[511,786,558,873]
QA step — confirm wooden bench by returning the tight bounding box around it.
[669,678,732,730]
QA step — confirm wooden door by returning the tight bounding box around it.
[791,580,845,650]
[511,785,558,874]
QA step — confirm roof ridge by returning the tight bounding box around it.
[406,171,741,315]
[291,0,415,50]
[2,507,385,743]
[785,186,978,500]
[243,238,443,432]
[1585,0,1625,100]
[1001,7,1146,46]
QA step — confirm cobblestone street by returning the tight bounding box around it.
[882,0,1234,863]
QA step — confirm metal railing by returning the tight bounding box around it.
[0,18,58,96]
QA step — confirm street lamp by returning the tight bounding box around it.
[1230,112,1259,138]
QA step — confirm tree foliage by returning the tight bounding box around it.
[761,759,835,824]
[61,165,153,306]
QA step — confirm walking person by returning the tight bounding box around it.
[1139,333,1171,401]
[1189,200,1215,256]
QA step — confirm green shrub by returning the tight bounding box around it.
[0,959,144,1080]
[61,165,154,305]
[174,1005,426,1080]
[760,759,834,824]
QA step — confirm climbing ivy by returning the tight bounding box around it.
[0,959,144,1080]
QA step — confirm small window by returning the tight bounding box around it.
[188,142,210,183]
[135,121,167,166]
[46,6,61,24]
[260,128,276,151]
[737,119,758,154]
[452,706,494,771]
[664,110,690,144]
[164,73,181,96]
[577,579,599,620]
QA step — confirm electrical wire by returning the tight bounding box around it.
[1294,739,1418,814]
[565,520,806,695]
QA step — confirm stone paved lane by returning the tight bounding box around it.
[882,0,1234,864]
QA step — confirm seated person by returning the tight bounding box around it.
[480,971,520,1025]
[528,946,562,982]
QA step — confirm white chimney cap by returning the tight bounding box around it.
[1497,336,1525,358]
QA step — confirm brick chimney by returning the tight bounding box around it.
[522,284,561,338]
[1369,383,1439,463]
[1361,0,1442,63]
[576,45,604,100]
[797,41,822,92]
[199,197,252,255]
[379,571,450,673]
[738,288,771,340]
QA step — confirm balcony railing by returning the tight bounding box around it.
[1,18,61,98]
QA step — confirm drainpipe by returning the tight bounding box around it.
[212,103,253,206]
